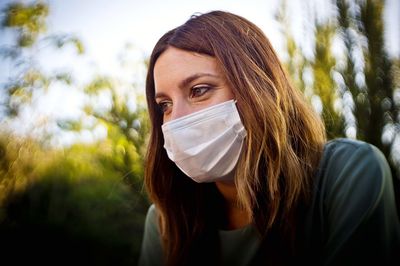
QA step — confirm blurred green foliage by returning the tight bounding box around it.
[0,132,149,265]
[0,0,84,117]
[0,1,149,265]
[2,1,48,47]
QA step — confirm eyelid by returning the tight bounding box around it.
[190,86,210,98]
[192,83,213,88]
[157,99,172,113]
[193,83,209,87]
[155,95,169,104]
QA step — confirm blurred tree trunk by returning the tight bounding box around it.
[280,0,399,212]
[337,0,398,170]
[336,0,399,212]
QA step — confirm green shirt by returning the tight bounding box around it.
[138,139,400,265]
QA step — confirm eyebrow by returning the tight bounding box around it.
[155,72,220,99]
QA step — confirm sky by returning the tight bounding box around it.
[0,0,399,145]
[1,0,397,83]
[45,0,282,80]
[50,0,281,54]
[1,0,398,84]
[45,0,398,71]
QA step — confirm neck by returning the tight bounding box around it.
[215,180,251,230]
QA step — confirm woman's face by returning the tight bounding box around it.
[153,47,235,123]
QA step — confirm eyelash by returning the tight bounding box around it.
[157,85,213,114]
[157,101,172,113]
[190,85,211,98]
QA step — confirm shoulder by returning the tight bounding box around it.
[311,138,400,264]
[320,138,391,188]
[143,204,160,236]
[145,204,158,223]
[316,138,395,225]
[323,137,386,163]
[138,204,163,266]
[316,138,394,222]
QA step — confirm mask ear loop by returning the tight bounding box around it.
[232,99,247,137]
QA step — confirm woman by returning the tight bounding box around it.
[139,11,400,266]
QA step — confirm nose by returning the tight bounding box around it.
[168,101,192,122]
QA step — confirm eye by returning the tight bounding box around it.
[157,100,172,113]
[190,86,210,98]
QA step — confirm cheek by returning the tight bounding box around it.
[220,87,235,101]
[205,87,235,107]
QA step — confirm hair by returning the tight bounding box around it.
[144,10,326,265]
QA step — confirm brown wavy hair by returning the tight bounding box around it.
[144,10,326,265]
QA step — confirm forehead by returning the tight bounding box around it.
[153,47,220,89]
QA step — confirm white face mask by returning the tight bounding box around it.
[161,100,247,183]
